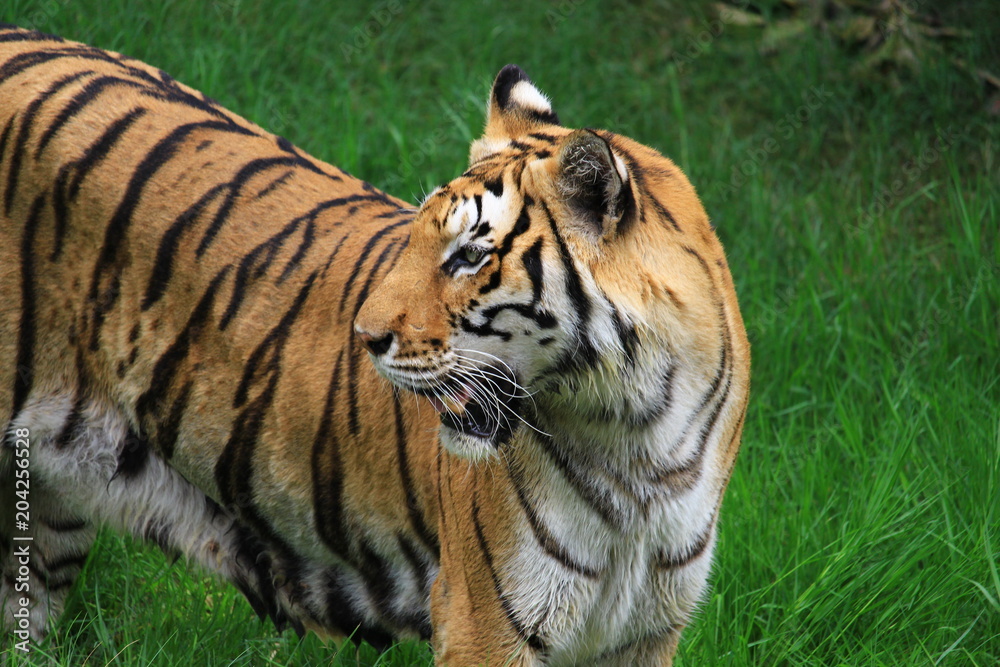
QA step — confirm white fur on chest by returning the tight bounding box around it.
[501,424,718,664]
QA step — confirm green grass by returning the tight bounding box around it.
[2,0,998,664]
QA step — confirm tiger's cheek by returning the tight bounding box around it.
[448,267,567,380]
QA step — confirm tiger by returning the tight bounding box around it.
[0,24,749,666]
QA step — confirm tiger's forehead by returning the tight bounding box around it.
[423,165,525,236]
[433,181,510,239]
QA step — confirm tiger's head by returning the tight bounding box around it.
[356,65,717,460]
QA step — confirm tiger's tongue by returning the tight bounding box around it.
[428,386,472,414]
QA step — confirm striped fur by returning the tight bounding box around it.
[0,27,749,667]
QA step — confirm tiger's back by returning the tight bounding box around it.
[0,25,441,645]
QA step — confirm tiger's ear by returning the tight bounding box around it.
[469,65,560,163]
[555,129,631,240]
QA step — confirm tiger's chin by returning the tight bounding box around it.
[438,425,503,462]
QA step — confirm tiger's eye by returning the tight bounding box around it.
[463,247,485,264]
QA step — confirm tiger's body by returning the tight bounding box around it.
[0,26,749,667]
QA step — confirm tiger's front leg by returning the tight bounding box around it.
[429,449,687,667]
[590,630,683,667]
[430,458,543,667]
[430,570,541,667]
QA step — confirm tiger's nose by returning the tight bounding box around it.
[355,326,393,356]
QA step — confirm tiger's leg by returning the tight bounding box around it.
[1,445,97,643]
[2,398,304,642]
[593,628,683,667]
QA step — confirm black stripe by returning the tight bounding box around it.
[135,267,232,429]
[141,519,176,556]
[345,239,401,436]
[24,560,46,582]
[320,569,396,650]
[654,521,714,569]
[483,176,504,198]
[0,48,76,88]
[542,202,589,323]
[646,247,733,487]
[647,359,730,489]
[359,179,402,206]
[650,370,732,491]
[393,393,438,553]
[4,69,92,215]
[610,143,681,233]
[112,429,150,480]
[473,193,483,224]
[528,132,558,142]
[527,108,559,125]
[219,197,398,330]
[631,364,677,428]
[255,169,294,199]
[34,74,150,159]
[682,247,733,416]
[321,232,352,276]
[393,534,435,637]
[276,220,315,284]
[214,373,294,566]
[534,432,625,529]
[647,191,681,232]
[87,120,256,350]
[40,516,88,532]
[143,183,229,311]
[42,552,88,573]
[471,239,561,331]
[471,491,545,654]
[54,396,86,449]
[539,201,599,370]
[312,351,350,558]
[219,217,305,329]
[195,156,308,257]
[476,204,531,294]
[11,194,46,422]
[0,28,63,43]
[355,538,403,628]
[456,309,511,341]
[0,114,14,165]
[159,380,192,459]
[374,207,413,219]
[0,46,243,123]
[610,306,639,367]
[47,578,78,592]
[522,238,545,303]
[508,463,601,578]
[66,106,145,197]
[232,270,318,409]
[396,531,430,583]
[383,236,408,273]
[228,524,280,626]
[52,107,147,261]
[465,298,558,340]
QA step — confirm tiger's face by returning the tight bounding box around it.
[355,152,570,458]
[355,65,693,460]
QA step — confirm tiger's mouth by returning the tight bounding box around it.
[414,369,522,450]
